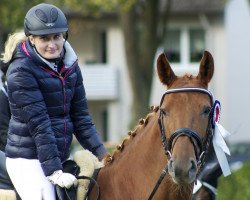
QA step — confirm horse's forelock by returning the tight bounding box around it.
[169,74,206,89]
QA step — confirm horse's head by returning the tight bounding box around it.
[157,51,214,185]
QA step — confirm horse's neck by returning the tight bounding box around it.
[97,114,170,199]
[92,112,194,200]
[115,114,164,169]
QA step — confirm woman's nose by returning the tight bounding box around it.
[48,40,56,47]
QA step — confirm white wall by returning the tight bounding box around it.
[224,0,250,143]
[70,21,133,143]
[207,25,228,129]
[107,27,133,142]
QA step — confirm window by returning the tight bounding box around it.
[164,30,181,63]
[100,31,107,63]
[162,28,205,65]
[102,109,108,141]
[189,29,205,63]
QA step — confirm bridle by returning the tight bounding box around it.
[148,87,215,200]
[159,87,214,163]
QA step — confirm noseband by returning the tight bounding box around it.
[148,87,214,200]
[167,128,203,161]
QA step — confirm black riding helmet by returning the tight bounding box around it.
[24,3,68,36]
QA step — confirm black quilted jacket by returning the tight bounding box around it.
[5,40,107,176]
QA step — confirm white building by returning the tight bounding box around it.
[68,0,250,144]
[68,16,132,143]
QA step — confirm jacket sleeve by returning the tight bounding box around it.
[70,66,107,159]
[7,66,62,176]
[0,86,10,152]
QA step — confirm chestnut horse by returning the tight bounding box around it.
[88,51,215,200]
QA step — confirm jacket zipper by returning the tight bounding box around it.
[58,73,67,157]
[41,66,74,158]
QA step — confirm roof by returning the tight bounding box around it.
[169,0,226,15]
[66,0,226,19]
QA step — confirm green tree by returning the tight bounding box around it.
[120,0,171,123]
[0,0,43,50]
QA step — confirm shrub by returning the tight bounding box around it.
[217,161,250,200]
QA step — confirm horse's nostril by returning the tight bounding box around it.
[189,159,197,178]
[191,160,196,169]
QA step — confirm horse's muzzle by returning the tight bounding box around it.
[168,157,197,185]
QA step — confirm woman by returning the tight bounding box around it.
[0,31,26,152]
[4,3,107,200]
[0,33,25,200]
[0,61,12,190]
[0,62,10,152]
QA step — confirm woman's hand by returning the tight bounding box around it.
[47,170,78,189]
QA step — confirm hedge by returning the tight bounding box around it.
[217,162,250,200]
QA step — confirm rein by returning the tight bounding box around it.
[60,175,100,200]
[148,87,214,200]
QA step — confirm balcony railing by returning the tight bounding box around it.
[80,64,119,101]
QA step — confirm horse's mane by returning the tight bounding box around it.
[103,105,160,165]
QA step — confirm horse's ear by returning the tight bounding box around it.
[157,53,177,87]
[197,51,214,85]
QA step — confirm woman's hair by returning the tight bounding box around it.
[0,31,26,81]
[1,31,26,64]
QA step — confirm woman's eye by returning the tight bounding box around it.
[54,34,63,40]
[39,36,49,41]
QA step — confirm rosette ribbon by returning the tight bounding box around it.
[212,100,231,176]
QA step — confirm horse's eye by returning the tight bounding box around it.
[160,108,168,116]
[203,106,211,115]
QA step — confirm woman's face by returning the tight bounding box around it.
[29,33,64,59]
